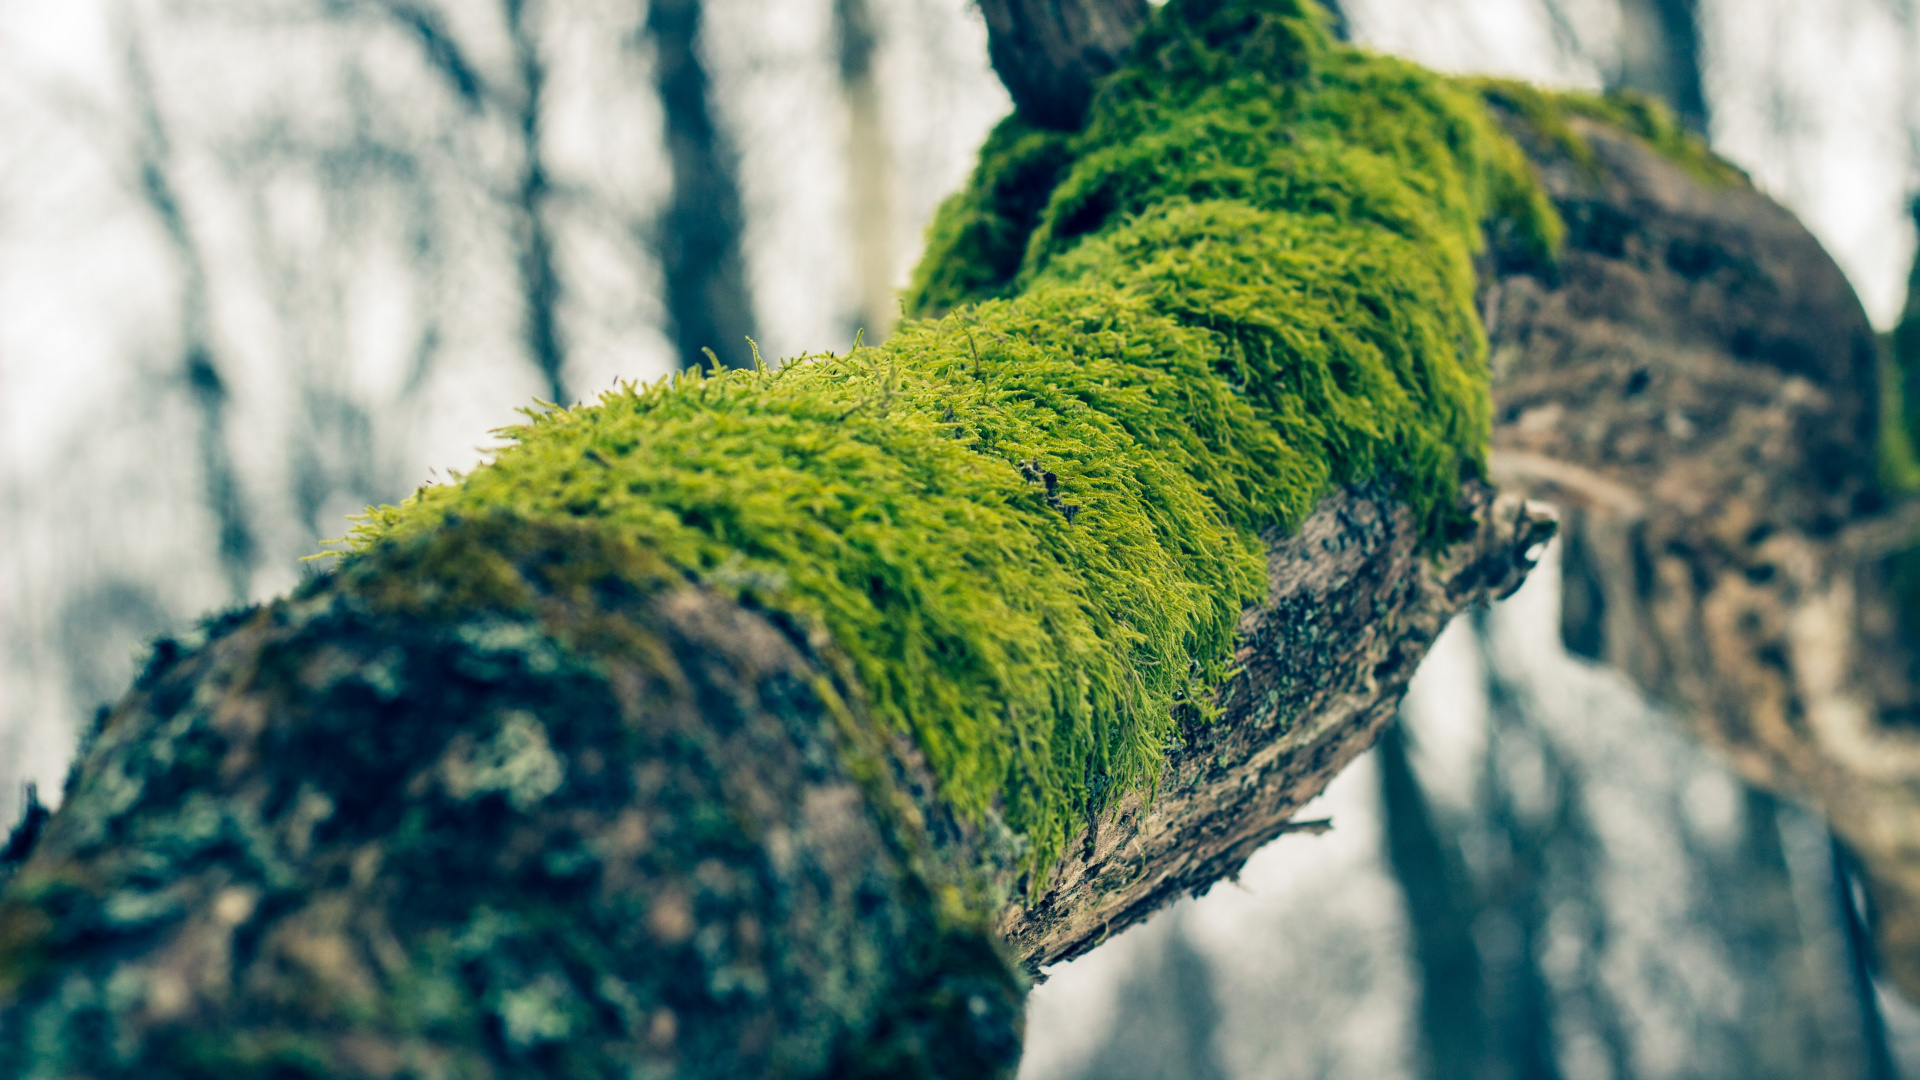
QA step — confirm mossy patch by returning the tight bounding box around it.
[344,0,1559,884]
[1473,78,1747,189]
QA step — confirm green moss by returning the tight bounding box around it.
[344,0,1557,884]
[1473,78,1747,189]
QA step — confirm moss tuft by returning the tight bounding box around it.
[344,0,1558,884]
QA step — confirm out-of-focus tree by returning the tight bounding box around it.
[646,0,756,368]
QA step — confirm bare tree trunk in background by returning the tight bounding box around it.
[645,0,758,370]
[1317,0,1349,42]
[504,0,569,403]
[833,0,898,344]
[1377,718,1492,1080]
[1836,841,1904,1080]
[121,6,258,606]
[1612,0,1708,135]
[374,0,567,401]
[1467,616,1565,1080]
[1064,914,1231,1080]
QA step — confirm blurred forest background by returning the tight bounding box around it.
[3,0,1920,1076]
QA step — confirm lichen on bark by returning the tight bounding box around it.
[1,518,1025,1078]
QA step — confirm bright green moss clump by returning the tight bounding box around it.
[348,0,1558,882]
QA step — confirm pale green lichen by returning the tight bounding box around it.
[343,0,1559,883]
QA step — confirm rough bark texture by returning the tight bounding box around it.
[999,484,1552,967]
[1480,112,1920,997]
[0,519,1026,1078]
[975,0,1150,129]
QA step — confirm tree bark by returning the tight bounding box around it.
[1479,110,1920,999]
[0,488,1545,1077]
[1001,485,1549,966]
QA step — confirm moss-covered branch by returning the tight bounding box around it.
[0,1,1584,1073]
[350,0,1554,884]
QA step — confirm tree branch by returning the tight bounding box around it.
[13,1,1913,1074]
[975,0,1149,129]
[1479,108,1920,998]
